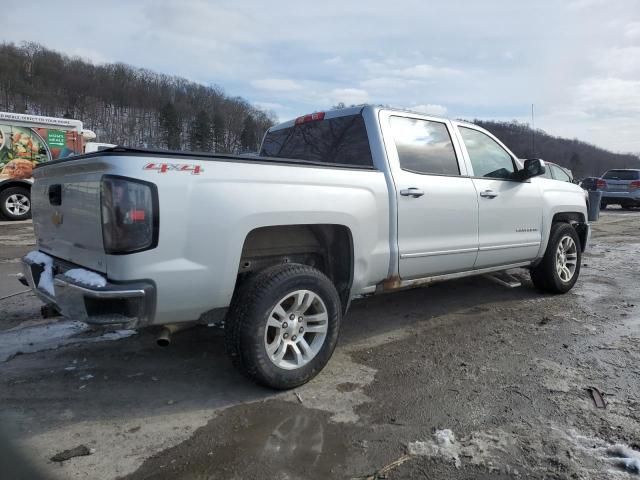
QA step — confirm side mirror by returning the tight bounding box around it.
[516,158,545,181]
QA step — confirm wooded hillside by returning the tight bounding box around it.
[0,42,275,153]
[473,120,640,178]
[2,41,638,174]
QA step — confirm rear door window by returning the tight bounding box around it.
[260,114,373,167]
[389,116,460,175]
[459,127,516,179]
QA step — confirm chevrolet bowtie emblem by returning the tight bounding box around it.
[52,211,63,225]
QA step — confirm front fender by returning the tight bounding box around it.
[534,179,588,260]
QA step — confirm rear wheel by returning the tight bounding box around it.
[530,223,582,294]
[0,186,31,221]
[225,263,342,389]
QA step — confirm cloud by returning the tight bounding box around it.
[251,78,303,91]
[68,47,111,64]
[323,56,343,65]
[624,22,640,40]
[567,0,608,9]
[329,88,370,105]
[1,0,638,152]
[393,64,461,79]
[409,104,448,116]
[253,101,286,111]
[592,46,640,77]
[575,78,640,115]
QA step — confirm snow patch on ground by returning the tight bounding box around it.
[409,429,461,467]
[607,445,640,474]
[64,268,107,288]
[0,320,136,362]
[408,426,640,477]
[25,250,54,295]
[409,428,517,472]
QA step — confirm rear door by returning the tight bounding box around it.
[454,123,543,268]
[380,112,479,279]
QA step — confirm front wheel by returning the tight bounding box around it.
[0,186,31,221]
[530,223,582,294]
[225,263,342,389]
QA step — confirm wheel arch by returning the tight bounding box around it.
[0,179,33,194]
[237,224,354,312]
[551,211,588,252]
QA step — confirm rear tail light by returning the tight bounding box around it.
[596,179,606,190]
[630,180,640,189]
[101,176,159,254]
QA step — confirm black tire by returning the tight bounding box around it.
[0,186,31,221]
[530,223,582,294]
[600,202,607,210]
[225,263,342,389]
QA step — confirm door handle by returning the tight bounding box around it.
[400,187,424,198]
[479,189,498,199]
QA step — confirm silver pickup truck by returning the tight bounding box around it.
[21,106,590,389]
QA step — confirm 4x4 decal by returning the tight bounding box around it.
[143,163,203,175]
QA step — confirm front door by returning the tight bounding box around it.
[383,114,479,280]
[456,125,543,268]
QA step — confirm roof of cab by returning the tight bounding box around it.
[267,105,462,133]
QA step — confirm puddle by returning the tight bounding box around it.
[125,400,358,480]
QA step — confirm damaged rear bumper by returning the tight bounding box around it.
[21,254,155,328]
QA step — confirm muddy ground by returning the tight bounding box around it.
[1,211,639,479]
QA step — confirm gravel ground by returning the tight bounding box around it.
[1,211,639,479]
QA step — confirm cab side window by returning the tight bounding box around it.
[390,116,460,176]
[459,127,516,179]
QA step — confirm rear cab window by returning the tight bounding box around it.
[260,113,373,167]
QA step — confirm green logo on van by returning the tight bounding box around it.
[47,130,66,147]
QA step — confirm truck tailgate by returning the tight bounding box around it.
[31,160,107,273]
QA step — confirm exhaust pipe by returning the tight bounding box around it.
[156,327,172,347]
[156,323,194,347]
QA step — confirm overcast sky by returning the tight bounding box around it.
[1,0,639,153]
